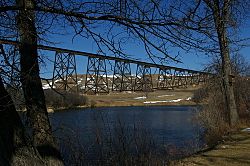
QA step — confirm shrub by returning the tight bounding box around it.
[194,77,231,147]
[192,86,209,103]
[44,89,88,109]
[234,77,250,122]
[194,75,250,146]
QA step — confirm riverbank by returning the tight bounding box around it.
[48,88,198,112]
[47,100,196,112]
[171,129,250,166]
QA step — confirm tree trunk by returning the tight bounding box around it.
[212,0,239,126]
[0,76,44,165]
[16,0,63,164]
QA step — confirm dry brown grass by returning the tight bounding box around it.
[171,131,250,166]
[86,86,200,107]
[179,76,250,166]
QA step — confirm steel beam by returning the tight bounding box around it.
[191,72,200,85]
[171,69,188,88]
[52,51,78,92]
[0,39,212,76]
[85,57,109,94]
[112,60,133,91]
[157,68,175,89]
[185,71,193,86]
[134,64,153,91]
[0,40,214,92]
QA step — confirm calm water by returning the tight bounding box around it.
[49,106,204,162]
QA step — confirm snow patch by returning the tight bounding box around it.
[157,94,174,98]
[107,75,115,78]
[171,99,183,102]
[143,98,183,104]
[134,96,147,100]
[242,128,250,132]
[42,82,55,89]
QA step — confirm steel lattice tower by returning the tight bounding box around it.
[112,60,133,91]
[174,70,189,88]
[134,64,153,91]
[85,57,109,94]
[157,68,175,89]
[52,51,78,92]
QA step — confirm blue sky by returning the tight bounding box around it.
[39,17,250,79]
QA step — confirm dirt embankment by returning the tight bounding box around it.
[171,130,250,166]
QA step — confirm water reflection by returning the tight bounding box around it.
[49,106,204,164]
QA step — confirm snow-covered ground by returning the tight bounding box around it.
[242,128,250,132]
[134,96,147,100]
[157,94,174,98]
[42,82,55,89]
[143,97,192,104]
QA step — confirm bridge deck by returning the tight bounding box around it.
[0,39,209,74]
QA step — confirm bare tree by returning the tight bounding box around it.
[190,0,249,125]
[0,74,45,165]
[126,0,249,125]
[0,0,189,164]
[0,0,249,164]
[16,0,63,165]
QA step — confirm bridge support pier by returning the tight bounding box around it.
[172,69,188,88]
[85,57,109,94]
[134,64,153,92]
[191,72,199,85]
[185,71,193,86]
[157,68,174,90]
[52,51,78,92]
[112,60,133,91]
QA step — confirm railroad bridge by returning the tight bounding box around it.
[0,39,212,94]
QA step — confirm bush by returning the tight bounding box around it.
[234,77,250,122]
[197,104,230,147]
[44,89,88,109]
[194,77,231,147]
[194,75,250,146]
[192,86,209,103]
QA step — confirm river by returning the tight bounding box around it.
[49,105,204,164]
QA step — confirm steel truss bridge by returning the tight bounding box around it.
[0,39,212,94]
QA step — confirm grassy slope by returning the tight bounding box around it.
[171,131,250,166]
[86,86,199,107]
